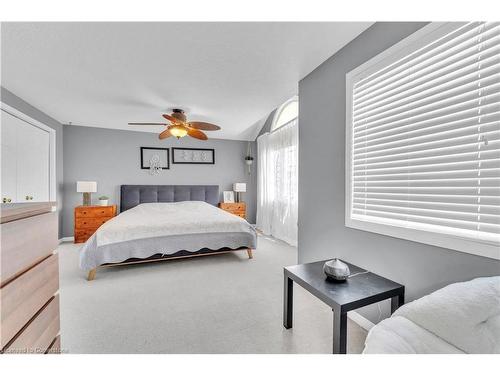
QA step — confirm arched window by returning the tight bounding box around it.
[271,97,298,132]
[257,96,299,245]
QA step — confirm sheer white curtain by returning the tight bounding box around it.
[256,118,298,246]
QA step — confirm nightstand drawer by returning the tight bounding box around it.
[219,203,246,211]
[75,206,115,218]
[75,216,113,229]
[227,210,245,216]
[218,202,246,219]
[74,229,95,243]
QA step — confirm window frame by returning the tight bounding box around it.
[271,96,298,132]
[345,22,500,260]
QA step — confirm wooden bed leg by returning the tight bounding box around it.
[87,268,96,281]
[247,248,254,259]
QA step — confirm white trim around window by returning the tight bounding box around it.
[271,96,298,132]
[345,22,500,260]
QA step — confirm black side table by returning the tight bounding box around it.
[283,259,404,354]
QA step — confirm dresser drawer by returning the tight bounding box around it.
[75,206,115,218]
[75,216,113,229]
[74,229,96,243]
[227,210,245,215]
[46,335,61,354]
[1,211,58,286]
[219,203,246,211]
[1,254,59,349]
[4,295,60,354]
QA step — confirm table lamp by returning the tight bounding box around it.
[77,181,97,206]
[233,183,246,203]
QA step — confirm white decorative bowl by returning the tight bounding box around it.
[323,258,350,281]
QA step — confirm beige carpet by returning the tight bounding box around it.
[57,234,367,353]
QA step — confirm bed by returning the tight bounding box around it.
[79,185,257,280]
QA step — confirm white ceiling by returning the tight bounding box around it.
[1,22,372,140]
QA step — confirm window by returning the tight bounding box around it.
[257,97,299,245]
[271,97,298,132]
[345,22,500,259]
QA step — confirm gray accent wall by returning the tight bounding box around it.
[1,87,65,238]
[298,23,500,323]
[62,125,257,238]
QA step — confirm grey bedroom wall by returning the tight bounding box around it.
[298,22,500,323]
[62,125,257,237]
[1,87,65,238]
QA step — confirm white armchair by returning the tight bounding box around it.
[363,276,500,354]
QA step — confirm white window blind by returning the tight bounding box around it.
[346,22,500,259]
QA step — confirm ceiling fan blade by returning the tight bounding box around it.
[159,129,172,139]
[128,122,166,125]
[162,114,182,124]
[188,121,221,131]
[187,128,208,140]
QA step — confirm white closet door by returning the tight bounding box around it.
[32,127,50,201]
[1,111,18,202]
[16,119,50,202]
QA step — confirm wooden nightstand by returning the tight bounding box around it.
[219,202,246,219]
[74,205,117,243]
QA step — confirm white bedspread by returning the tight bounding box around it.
[95,201,254,247]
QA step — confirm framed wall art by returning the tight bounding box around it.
[223,191,235,203]
[140,147,170,170]
[172,147,215,164]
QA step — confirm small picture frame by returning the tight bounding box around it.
[140,147,170,170]
[223,191,235,203]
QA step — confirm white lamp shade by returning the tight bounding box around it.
[233,183,247,192]
[77,181,97,193]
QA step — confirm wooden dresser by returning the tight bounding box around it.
[74,205,117,243]
[219,202,246,219]
[0,202,60,354]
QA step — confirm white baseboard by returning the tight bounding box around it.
[348,311,375,331]
[59,236,74,243]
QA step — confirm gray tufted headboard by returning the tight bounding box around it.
[120,185,219,212]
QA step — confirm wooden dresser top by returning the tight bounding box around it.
[0,202,57,224]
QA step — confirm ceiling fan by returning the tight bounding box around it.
[128,109,221,140]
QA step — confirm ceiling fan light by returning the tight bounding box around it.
[169,125,188,138]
